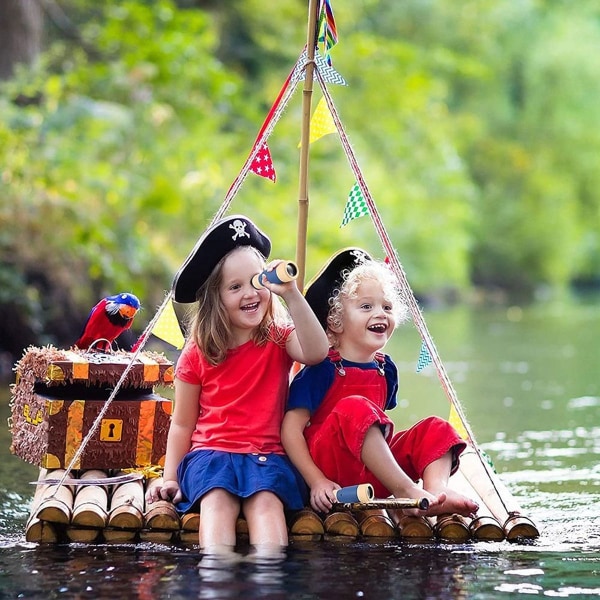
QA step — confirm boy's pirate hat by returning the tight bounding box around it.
[172,214,271,303]
[305,247,372,329]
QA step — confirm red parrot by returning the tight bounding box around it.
[74,292,141,352]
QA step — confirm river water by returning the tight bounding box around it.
[1,297,599,599]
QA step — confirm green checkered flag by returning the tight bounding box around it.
[340,182,369,227]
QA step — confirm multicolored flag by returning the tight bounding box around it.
[318,0,338,65]
[416,341,433,372]
[249,142,276,182]
[151,298,185,349]
[340,182,369,227]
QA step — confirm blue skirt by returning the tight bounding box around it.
[176,450,308,513]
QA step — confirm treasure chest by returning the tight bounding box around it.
[9,346,174,470]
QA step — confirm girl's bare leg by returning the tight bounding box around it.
[243,490,288,555]
[199,488,240,554]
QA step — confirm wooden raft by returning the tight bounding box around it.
[25,459,539,545]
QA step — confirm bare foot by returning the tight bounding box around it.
[423,488,479,518]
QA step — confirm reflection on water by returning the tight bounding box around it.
[1,299,599,598]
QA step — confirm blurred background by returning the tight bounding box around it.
[2,0,600,373]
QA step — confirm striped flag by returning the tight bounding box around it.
[318,0,338,65]
[340,182,369,227]
[416,341,432,372]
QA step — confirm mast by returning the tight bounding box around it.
[295,0,320,292]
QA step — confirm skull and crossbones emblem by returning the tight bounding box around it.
[229,219,251,241]
[350,249,369,265]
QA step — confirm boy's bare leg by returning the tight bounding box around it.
[360,425,446,513]
[421,452,479,517]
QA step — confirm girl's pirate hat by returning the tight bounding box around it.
[172,215,271,303]
[304,247,372,329]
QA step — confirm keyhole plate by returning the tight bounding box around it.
[100,419,123,442]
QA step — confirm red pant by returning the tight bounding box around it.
[305,395,466,498]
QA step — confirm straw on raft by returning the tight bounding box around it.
[25,465,538,544]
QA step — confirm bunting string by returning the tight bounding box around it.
[314,67,477,449]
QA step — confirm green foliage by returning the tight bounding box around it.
[2,0,600,352]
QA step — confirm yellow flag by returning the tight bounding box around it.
[151,299,185,349]
[448,404,469,440]
[298,97,336,147]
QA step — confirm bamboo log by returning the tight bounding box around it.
[323,511,359,538]
[139,529,175,543]
[289,508,324,540]
[179,513,200,544]
[66,526,101,543]
[181,512,200,532]
[26,469,59,542]
[179,530,200,545]
[108,473,144,530]
[430,514,470,543]
[143,478,180,531]
[25,517,59,543]
[71,470,109,529]
[236,516,249,537]
[33,469,74,525]
[449,468,504,541]
[387,511,434,540]
[103,528,137,543]
[355,509,396,538]
[458,447,539,541]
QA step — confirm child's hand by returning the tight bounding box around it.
[256,259,300,298]
[309,478,341,513]
[146,479,181,505]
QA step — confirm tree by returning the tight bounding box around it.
[0,0,44,81]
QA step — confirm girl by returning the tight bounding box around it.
[281,247,479,518]
[147,215,329,557]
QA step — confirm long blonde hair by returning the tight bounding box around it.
[326,260,409,348]
[186,246,290,365]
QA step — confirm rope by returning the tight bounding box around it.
[315,68,510,514]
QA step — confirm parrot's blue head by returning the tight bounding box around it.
[105,293,141,320]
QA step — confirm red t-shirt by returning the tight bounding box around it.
[175,325,294,454]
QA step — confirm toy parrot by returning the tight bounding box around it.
[74,292,141,352]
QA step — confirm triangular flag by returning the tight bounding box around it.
[299,97,336,147]
[448,404,469,440]
[249,142,276,182]
[151,299,185,349]
[297,49,347,86]
[416,341,432,372]
[340,182,369,227]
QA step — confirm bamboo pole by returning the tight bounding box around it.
[295,0,320,291]
[458,446,538,541]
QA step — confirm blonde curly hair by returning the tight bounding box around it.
[326,260,409,348]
